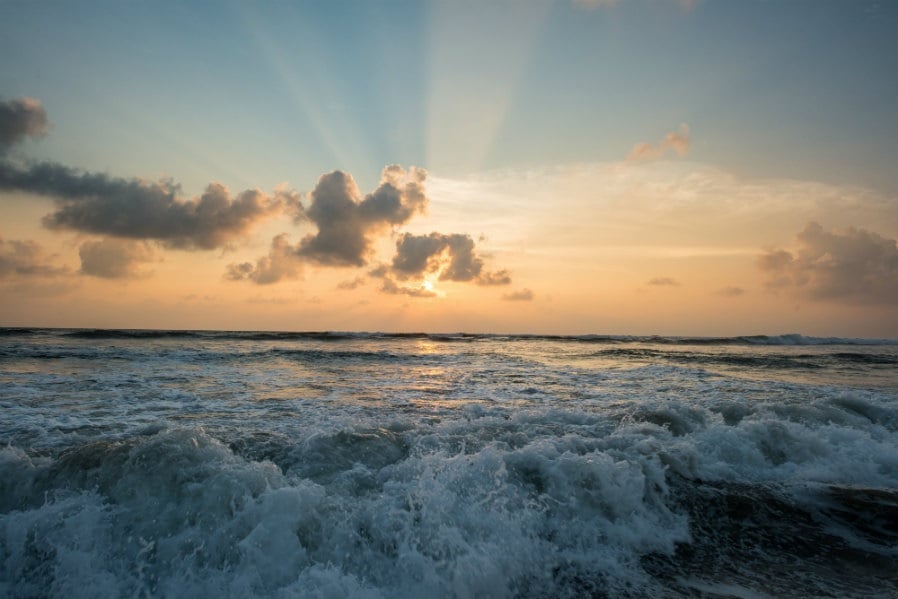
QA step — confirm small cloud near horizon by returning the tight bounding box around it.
[717,286,746,297]
[79,238,158,279]
[225,233,302,285]
[757,221,898,306]
[0,237,69,278]
[503,288,534,302]
[648,277,681,287]
[337,276,366,290]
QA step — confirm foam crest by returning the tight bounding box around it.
[1,426,695,598]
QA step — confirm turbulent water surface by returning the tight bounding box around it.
[1,328,896,598]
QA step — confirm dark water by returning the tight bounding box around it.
[1,328,896,598]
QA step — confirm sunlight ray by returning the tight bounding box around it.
[426,0,553,175]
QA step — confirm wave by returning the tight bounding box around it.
[3,400,897,599]
[2,328,895,346]
[0,427,689,599]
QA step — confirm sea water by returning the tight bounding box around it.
[1,328,896,598]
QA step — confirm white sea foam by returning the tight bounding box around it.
[0,427,693,598]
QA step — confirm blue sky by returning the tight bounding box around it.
[3,0,895,192]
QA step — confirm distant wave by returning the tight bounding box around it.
[1,328,895,346]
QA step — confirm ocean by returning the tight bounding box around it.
[1,328,896,598]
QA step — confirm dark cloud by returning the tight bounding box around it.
[648,277,680,286]
[757,221,898,305]
[79,238,157,279]
[0,98,293,249]
[0,237,68,278]
[224,233,302,285]
[503,288,534,302]
[0,97,48,149]
[0,161,292,249]
[298,166,428,266]
[390,232,511,285]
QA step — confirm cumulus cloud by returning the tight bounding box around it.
[0,97,48,150]
[0,98,294,249]
[79,238,157,279]
[297,165,428,266]
[0,237,68,278]
[225,233,302,285]
[648,276,680,286]
[627,124,691,161]
[390,232,511,285]
[503,288,534,301]
[757,222,898,305]
[0,161,289,249]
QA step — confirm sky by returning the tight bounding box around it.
[1,0,897,336]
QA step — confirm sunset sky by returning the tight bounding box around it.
[1,0,896,336]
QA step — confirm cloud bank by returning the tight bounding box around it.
[758,222,898,305]
[229,170,513,294]
[0,162,288,249]
[0,97,514,296]
[0,97,295,250]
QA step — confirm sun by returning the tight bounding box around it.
[422,279,435,292]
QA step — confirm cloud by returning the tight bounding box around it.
[337,276,366,290]
[757,222,898,305]
[627,124,691,161]
[78,238,158,279]
[0,98,294,249]
[390,232,511,285]
[0,237,68,278]
[380,277,437,298]
[0,97,48,150]
[0,161,291,249]
[476,269,512,286]
[503,288,534,302]
[225,233,302,285]
[648,276,680,286]
[717,286,746,297]
[297,165,428,266]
